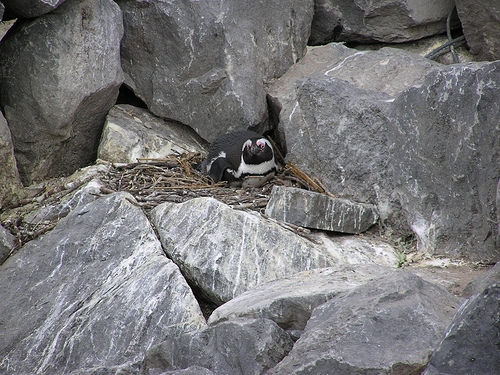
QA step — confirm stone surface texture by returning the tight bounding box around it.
[98,104,207,163]
[2,0,67,18]
[0,0,123,185]
[118,0,314,142]
[309,0,454,45]
[455,0,500,61]
[269,271,462,375]
[142,318,293,375]
[150,197,340,304]
[208,264,393,332]
[391,62,500,263]
[424,283,500,375]
[0,223,16,265]
[265,186,378,234]
[0,193,206,375]
[0,111,22,209]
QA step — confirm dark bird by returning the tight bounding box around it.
[201,130,277,183]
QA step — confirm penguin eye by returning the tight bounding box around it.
[257,140,265,149]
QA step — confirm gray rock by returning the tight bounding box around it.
[0,111,22,209]
[23,178,105,225]
[309,0,454,45]
[142,318,293,375]
[156,367,214,375]
[315,233,399,267]
[208,264,393,332]
[150,197,339,304]
[0,193,206,375]
[462,262,500,298]
[265,186,378,234]
[0,0,123,185]
[424,283,500,375]
[279,76,403,229]
[0,223,16,265]
[269,271,462,375]
[1,0,67,18]
[97,105,207,163]
[391,62,500,263]
[118,0,313,142]
[267,43,438,153]
[455,0,500,61]
[266,45,440,231]
[0,2,4,21]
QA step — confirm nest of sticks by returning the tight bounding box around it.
[100,152,331,212]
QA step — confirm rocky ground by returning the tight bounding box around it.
[0,1,499,375]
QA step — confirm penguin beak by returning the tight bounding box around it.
[250,144,260,154]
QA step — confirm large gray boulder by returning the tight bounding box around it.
[150,197,339,304]
[309,0,454,45]
[142,318,293,375]
[0,111,22,209]
[455,0,500,61]
[118,0,314,142]
[97,104,207,163]
[424,283,500,375]
[208,264,393,333]
[266,44,439,230]
[265,186,378,234]
[0,193,206,375]
[269,271,462,375]
[281,77,400,227]
[1,0,66,18]
[391,62,500,263]
[0,0,124,185]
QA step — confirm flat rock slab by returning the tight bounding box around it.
[269,271,463,375]
[424,283,500,375]
[0,193,206,375]
[142,318,293,375]
[208,264,394,333]
[150,197,340,304]
[265,186,378,234]
[97,104,207,163]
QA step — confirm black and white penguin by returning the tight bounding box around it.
[201,130,277,183]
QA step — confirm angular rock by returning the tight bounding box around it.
[1,0,67,18]
[142,318,293,375]
[0,193,206,375]
[0,111,22,209]
[309,0,454,45]
[424,283,500,375]
[277,76,403,228]
[97,104,207,163]
[0,223,16,265]
[455,0,500,61]
[150,197,339,304]
[391,62,500,263]
[269,271,462,375]
[118,0,314,142]
[265,186,378,234]
[0,0,123,185]
[462,262,500,297]
[267,44,439,153]
[208,264,393,332]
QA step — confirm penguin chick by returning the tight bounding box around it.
[201,130,277,183]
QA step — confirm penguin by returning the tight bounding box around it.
[201,130,277,183]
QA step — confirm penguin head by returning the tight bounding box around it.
[241,137,274,165]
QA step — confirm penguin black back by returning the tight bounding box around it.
[201,130,277,182]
